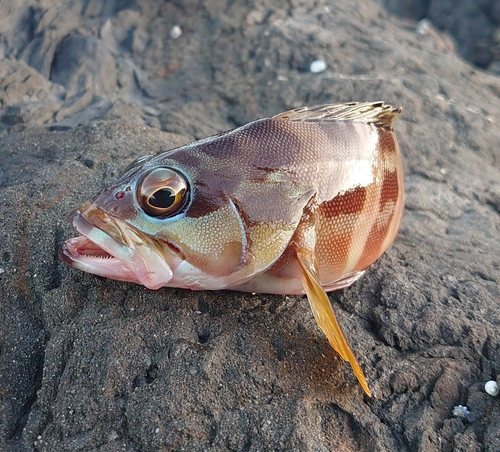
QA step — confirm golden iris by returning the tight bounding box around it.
[138,168,188,217]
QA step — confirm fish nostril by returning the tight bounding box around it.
[115,191,125,199]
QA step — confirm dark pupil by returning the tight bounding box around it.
[149,188,175,208]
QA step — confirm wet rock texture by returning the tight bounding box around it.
[1,1,500,451]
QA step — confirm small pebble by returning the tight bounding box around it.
[310,59,327,73]
[485,380,499,396]
[452,405,470,419]
[170,25,182,40]
[416,19,431,35]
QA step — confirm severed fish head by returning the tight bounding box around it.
[60,126,313,291]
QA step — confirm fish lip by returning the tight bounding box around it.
[58,241,77,266]
[58,235,139,283]
[61,203,173,290]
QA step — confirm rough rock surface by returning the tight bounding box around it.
[380,0,500,71]
[1,1,500,451]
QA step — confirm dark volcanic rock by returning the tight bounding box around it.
[1,1,500,451]
[380,0,500,71]
[50,36,117,95]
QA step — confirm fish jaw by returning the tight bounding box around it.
[59,202,174,290]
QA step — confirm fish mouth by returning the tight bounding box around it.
[59,201,173,290]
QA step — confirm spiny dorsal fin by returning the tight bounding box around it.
[273,101,402,129]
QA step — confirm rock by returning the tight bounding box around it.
[0,60,64,132]
[1,1,500,451]
[381,0,500,70]
[49,35,117,97]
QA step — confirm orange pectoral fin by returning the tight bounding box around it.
[297,252,371,397]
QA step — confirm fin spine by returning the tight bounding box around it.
[273,101,402,129]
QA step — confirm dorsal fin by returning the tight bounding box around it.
[273,101,402,129]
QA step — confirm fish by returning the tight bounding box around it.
[60,101,404,396]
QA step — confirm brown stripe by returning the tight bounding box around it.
[175,118,305,218]
[355,169,400,270]
[379,170,400,208]
[378,129,398,158]
[321,186,367,217]
[314,186,367,281]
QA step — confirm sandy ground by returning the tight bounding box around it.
[1,1,500,451]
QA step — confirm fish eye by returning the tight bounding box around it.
[138,168,189,217]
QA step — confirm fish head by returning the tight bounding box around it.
[60,153,247,290]
[60,146,312,290]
